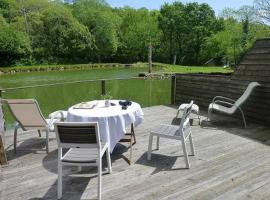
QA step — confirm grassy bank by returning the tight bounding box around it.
[0,63,147,74]
[0,62,233,75]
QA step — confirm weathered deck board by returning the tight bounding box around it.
[1,105,270,200]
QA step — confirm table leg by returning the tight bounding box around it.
[119,123,136,165]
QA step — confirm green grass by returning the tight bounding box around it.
[0,63,148,73]
[154,63,233,74]
[0,62,233,74]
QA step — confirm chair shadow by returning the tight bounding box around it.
[200,119,241,129]
[199,111,270,146]
[40,148,113,200]
[5,137,50,161]
[42,149,114,174]
[135,152,188,175]
[111,143,132,164]
[28,177,93,200]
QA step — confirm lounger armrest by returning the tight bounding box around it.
[212,96,236,104]
[214,100,234,107]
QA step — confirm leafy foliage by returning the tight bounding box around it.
[115,7,160,63]
[0,0,270,67]
[73,0,120,62]
[0,15,31,66]
[158,2,223,65]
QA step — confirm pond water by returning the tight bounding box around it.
[0,67,171,126]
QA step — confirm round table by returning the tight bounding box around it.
[67,100,144,152]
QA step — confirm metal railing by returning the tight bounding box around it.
[0,77,143,96]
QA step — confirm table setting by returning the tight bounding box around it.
[66,100,144,152]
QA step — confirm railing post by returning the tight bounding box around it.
[0,89,8,165]
[171,75,176,105]
[101,80,106,95]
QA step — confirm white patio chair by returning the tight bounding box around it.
[176,103,200,125]
[4,99,64,153]
[54,122,112,200]
[49,110,67,121]
[147,101,195,169]
[208,82,260,128]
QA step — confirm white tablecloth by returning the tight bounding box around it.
[67,100,144,152]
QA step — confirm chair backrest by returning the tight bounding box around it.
[4,99,47,130]
[54,122,101,149]
[234,82,260,107]
[179,100,193,129]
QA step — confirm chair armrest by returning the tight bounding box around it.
[212,96,236,104]
[214,100,234,107]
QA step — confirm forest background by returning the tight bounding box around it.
[1,0,270,67]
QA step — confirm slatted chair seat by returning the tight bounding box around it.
[150,124,181,138]
[62,148,99,163]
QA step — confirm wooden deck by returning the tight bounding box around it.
[1,105,270,200]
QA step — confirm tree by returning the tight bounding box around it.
[158,2,222,65]
[0,15,31,66]
[255,0,270,23]
[183,3,223,65]
[115,7,160,63]
[73,0,120,62]
[158,2,185,64]
[205,19,243,66]
[39,5,94,63]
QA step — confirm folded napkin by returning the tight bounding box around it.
[73,102,97,109]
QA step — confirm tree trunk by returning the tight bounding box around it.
[173,54,177,65]
[148,41,152,73]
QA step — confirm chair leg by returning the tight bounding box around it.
[45,129,49,153]
[207,108,212,121]
[58,162,62,199]
[176,109,180,118]
[131,123,136,145]
[14,123,20,153]
[97,156,102,200]
[38,130,42,137]
[189,133,195,156]
[156,136,160,150]
[106,148,112,173]
[181,138,190,169]
[239,108,247,128]
[197,110,201,125]
[128,132,133,165]
[147,134,153,160]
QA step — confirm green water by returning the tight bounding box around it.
[0,67,171,126]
